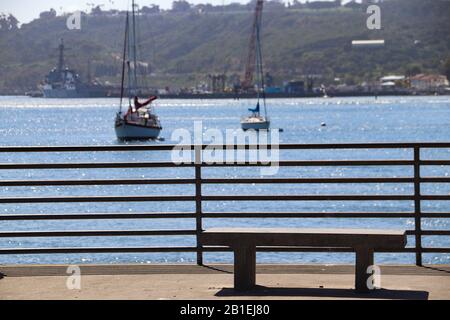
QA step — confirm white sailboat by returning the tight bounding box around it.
[115,0,162,140]
[241,0,270,131]
[241,102,270,130]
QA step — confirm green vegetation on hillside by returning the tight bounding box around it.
[0,0,449,93]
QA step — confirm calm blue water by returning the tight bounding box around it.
[0,95,449,265]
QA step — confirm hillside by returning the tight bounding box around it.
[0,0,450,93]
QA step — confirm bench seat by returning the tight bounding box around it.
[200,228,407,292]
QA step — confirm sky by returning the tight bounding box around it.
[0,0,346,24]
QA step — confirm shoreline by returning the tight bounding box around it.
[1,91,450,99]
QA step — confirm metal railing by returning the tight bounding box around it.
[0,143,449,266]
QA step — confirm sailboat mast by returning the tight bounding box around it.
[119,12,129,111]
[131,0,138,96]
[256,12,267,119]
[253,0,266,118]
[57,38,65,74]
[255,19,261,105]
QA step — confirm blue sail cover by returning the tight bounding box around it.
[248,101,260,113]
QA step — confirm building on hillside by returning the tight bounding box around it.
[410,74,449,91]
[378,75,408,92]
[283,80,305,94]
[380,75,406,87]
[352,40,385,49]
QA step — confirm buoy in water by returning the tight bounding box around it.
[320,122,327,127]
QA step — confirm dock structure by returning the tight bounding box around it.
[0,142,449,299]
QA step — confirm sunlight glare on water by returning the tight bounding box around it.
[0,95,449,264]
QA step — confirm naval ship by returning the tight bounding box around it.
[40,39,113,98]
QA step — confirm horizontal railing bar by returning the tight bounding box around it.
[201,195,415,201]
[0,145,180,152]
[420,247,450,253]
[0,230,196,237]
[420,160,450,166]
[202,212,417,218]
[0,160,415,170]
[0,246,425,255]
[0,212,447,221]
[2,177,447,187]
[203,246,419,253]
[422,212,450,218]
[2,195,430,204]
[1,142,450,153]
[202,177,414,184]
[400,230,450,236]
[0,247,198,254]
[6,177,449,187]
[0,212,426,220]
[419,230,450,236]
[0,162,193,170]
[204,160,414,167]
[0,178,196,186]
[421,177,450,183]
[0,195,195,204]
[420,195,450,200]
[0,212,196,220]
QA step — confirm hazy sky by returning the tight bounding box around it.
[0,0,344,24]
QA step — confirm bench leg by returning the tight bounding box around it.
[233,245,256,291]
[355,248,374,293]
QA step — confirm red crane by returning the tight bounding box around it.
[241,0,264,91]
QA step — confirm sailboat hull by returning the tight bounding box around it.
[241,117,270,131]
[115,122,161,140]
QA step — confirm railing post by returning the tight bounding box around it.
[414,146,422,266]
[194,145,203,265]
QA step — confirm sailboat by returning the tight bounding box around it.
[241,0,270,131]
[115,1,162,140]
[321,84,329,98]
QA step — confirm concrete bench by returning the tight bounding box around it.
[200,228,407,293]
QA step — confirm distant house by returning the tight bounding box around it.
[380,75,406,89]
[410,74,449,91]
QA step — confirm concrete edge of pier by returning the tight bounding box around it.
[1,264,449,300]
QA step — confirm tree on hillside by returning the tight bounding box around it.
[91,5,104,15]
[0,13,19,31]
[265,0,286,11]
[444,58,450,82]
[405,64,422,77]
[39,9,57,20]
[171,1,191,13]
[141,5,160,14]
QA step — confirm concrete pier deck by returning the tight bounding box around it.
[1,264,449,300]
